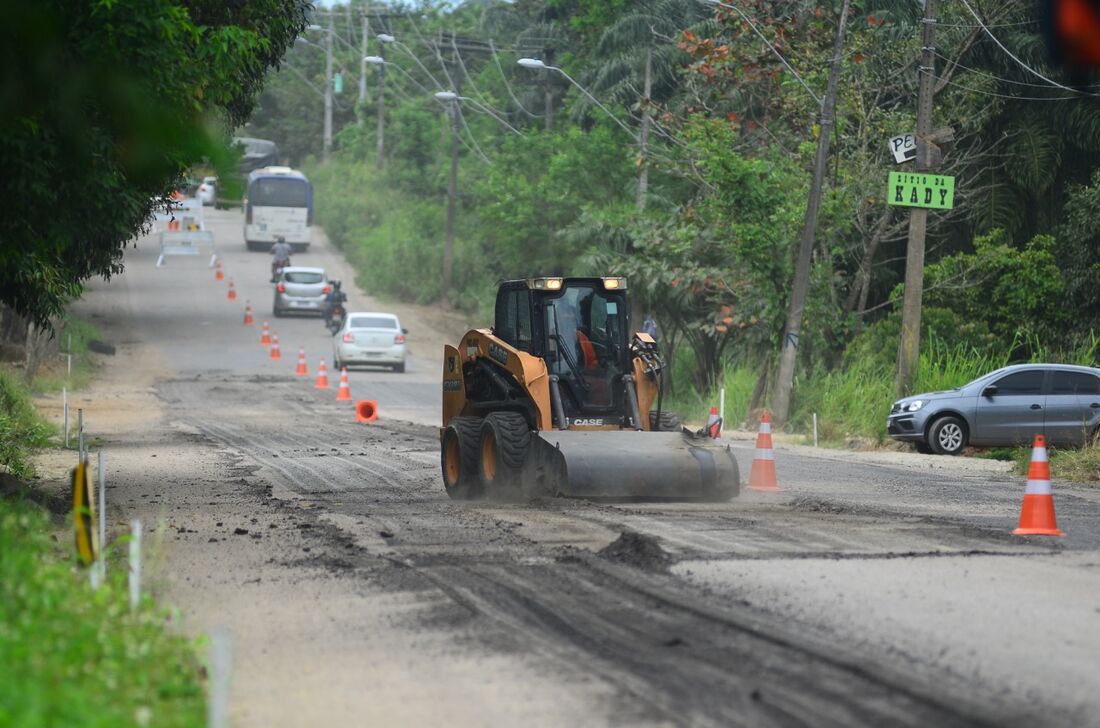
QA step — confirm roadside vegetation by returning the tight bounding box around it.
[0,370,54,479]
[246,0,1098,451]
[0,497,205,728]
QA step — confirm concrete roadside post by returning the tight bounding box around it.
[719,388,726,437]
[63,387,69,448]
[207,628,232,728]
[98,451,106,581]
[129,519,142,611]
[77,408,84,459]
[813,413,819,448]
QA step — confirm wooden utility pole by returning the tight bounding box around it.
[442,47,463,301]
[895,0,937,397]
[771,0,851,426]
[375,40,386,169]
[543,47,555,131]
[322,12,334,161]
[636,44,652,213]
[359,14,369,113]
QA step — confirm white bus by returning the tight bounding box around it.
[244,167,313,252]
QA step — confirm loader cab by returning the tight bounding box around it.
[494,278,631,419]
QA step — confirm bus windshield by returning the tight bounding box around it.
[250,178,308,207]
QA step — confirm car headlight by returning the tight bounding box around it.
[905,400,924,412]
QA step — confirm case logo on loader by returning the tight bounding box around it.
[443,379,463,392]
[571,417,611,427]
[488,342,509,366]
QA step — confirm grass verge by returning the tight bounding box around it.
[32,316,104,394]
[0,496,206,727]
[0,368,55,478]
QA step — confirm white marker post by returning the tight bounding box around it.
[67,333,72,377]
[77,408,84,460]
[813,412,819,448]
[207,628,232,728]
[63,387,69,448]
[97,451,106,580]
[129,519,142,611]
[719,387,726,437]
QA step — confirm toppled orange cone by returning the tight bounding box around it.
[747,411,780,492]
[356,400,378,423]
[336,368,352,401]
[1013,435,1065,537]
[314,358,330,389]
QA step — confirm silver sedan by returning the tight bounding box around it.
[333,312,408,373]
[888,363,1100,455]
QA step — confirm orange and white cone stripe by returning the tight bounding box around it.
[243,301,254,326]
[295,347,308,376]
[269,334,281,360]
[314,358,330,389]
[748,412,780,492]
[336,368,352,401]
[1013,435,1064,536]
[260,321,271,346]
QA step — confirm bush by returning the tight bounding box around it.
[0,498,205,727]
[0,368,54,478]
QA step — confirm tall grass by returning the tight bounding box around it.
[0,368,54,477]
[0,498,205,727]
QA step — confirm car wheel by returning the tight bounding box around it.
[914,442,935,455]
[273,307,283,318]
[333,358,343,370]
[929,416,967,455]
[441,416,483,500]
[393,361,406,373]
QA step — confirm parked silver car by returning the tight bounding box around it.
[333,312,407,372]
[888,363,1100,455]
[273,267,328,317]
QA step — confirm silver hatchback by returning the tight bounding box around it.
[273,267,328,317]
[333,312,407,372]
[888,363,1100,455]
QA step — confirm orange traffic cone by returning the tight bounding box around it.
[356,400,378,423]
[243,301,254,326]
[1013,435,1065,536]
[215,260,224,281]
[168,218,180,231]
[227,278,237,301]
[260,321,271,346]
[336,368,352,400]
[269,334,281,360]
[747,412,780,492]
[295,347,308,376]
[706,406,722,439]
[314,358,330,389]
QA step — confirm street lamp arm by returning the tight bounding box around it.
[552,66,638,141]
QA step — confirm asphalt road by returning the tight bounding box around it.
[68,207,1100,727]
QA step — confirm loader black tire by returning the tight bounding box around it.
[441,416,483,500]
[649,410,682,432]
[478,412,531,497]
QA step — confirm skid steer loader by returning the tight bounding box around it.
[440,277,740,501]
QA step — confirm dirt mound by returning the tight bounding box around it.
[598,530,670,571]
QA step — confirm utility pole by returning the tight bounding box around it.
[895,0,938,397]
[442,50,463,301]
[359,14,369,114]
[375,42,386,169]
[636,43,652,213]
[543,47,555,131]
[322,12,334,161]
[772,0,851,426]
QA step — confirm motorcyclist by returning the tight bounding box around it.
[270,236,292,282]
[323,280,348,331]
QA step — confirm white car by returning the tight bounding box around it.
[333,312,407,373]
[197,176,217,206]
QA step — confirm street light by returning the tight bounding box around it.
[516,59,637,140]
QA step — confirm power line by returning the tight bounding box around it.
[489,38,542,118]
[932,49,1100,90]
[932,72,1079,101]
[956,0,1099,98]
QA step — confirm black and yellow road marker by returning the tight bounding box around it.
[71,459,98,567]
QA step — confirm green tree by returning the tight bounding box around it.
[0,0,308,328]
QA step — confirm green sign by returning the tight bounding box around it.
[887,171,955,210]
[333,73,343,94]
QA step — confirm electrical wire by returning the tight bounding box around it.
[450,34,511,118]
[956,0,1100,98]
[932,49,1100,89]
[489,38,543,117]
[697,0,822,107]
[932,72,1079,100]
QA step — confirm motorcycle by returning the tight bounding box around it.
[271,258,290,283]
[324,302,346,334]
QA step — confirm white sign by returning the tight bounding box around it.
[889,133,916,164]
